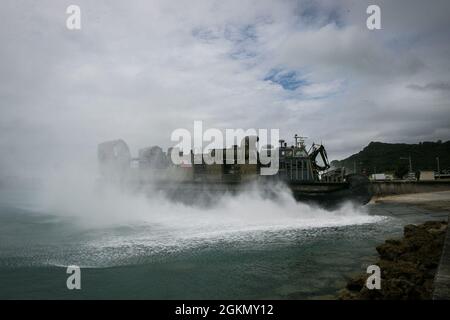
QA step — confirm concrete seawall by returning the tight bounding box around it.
[371,181,450,197]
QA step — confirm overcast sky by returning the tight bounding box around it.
[1,0,449,176]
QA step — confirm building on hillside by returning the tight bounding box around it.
[370,173,394,181]
[435,170,450,180]
[403,172,417,181]
[419,171,435,181]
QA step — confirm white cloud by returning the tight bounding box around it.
[0,0,449,176]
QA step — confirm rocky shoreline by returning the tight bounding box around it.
[339,220,448,300]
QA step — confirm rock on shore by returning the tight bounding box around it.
[339,220,448,300]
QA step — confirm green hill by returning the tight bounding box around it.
[331,140,450,178]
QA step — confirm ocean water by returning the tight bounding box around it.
[0,183,447,299]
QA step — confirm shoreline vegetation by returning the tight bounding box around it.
[331,140,450,177]
[339,191,450,300]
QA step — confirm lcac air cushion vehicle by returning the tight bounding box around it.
[97,135,372,208]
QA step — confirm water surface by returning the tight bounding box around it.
[0,186,447,299]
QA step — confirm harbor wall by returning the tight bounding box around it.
[371,180,450,196]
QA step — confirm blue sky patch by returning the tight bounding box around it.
[296,1,345,28]
[264,69,308,91]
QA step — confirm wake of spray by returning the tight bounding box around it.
[38,165,384,237]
